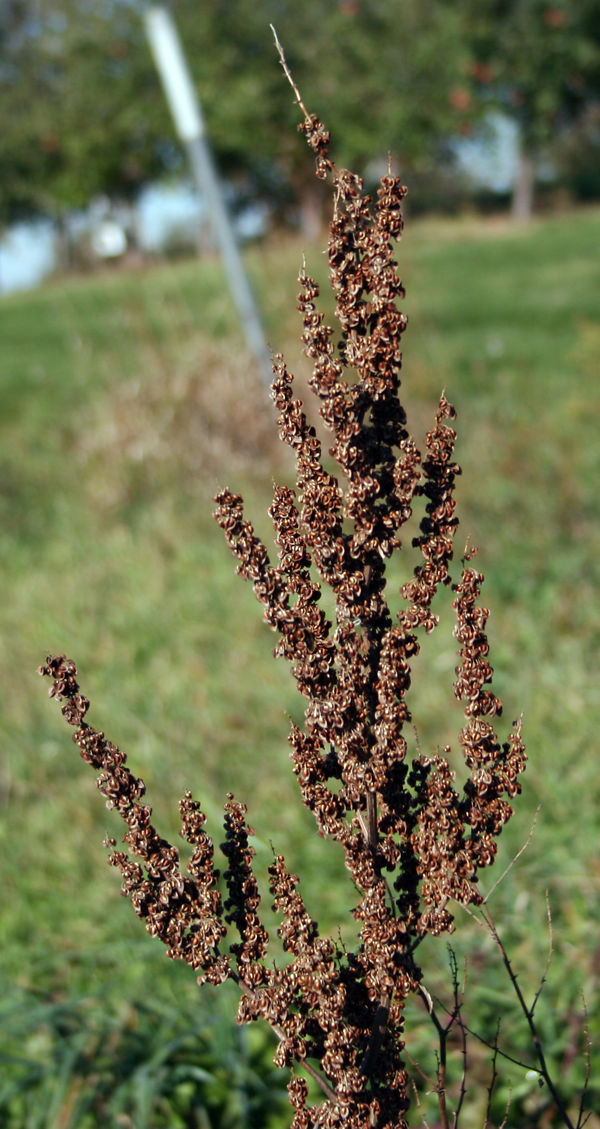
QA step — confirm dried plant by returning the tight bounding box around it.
[41,44,594,1129]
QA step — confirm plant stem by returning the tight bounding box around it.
[481,905,576,1129]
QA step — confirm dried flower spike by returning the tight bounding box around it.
[40,47,525,1129]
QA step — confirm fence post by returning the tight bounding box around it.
[144,5,272,384]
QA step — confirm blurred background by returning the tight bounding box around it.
[1,2,599,1126]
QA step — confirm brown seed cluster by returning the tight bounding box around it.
[38,654,231,987]
[213,105,525,1123]
[40,99,525,1129]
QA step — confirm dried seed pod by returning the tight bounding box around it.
[41,47,525,1129]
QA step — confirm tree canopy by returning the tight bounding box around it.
[1,0,599,224]
[0,1,170,220]
[0,0,471,223]
[461,0,600,214]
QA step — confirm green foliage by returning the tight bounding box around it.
[2,211,599,1123]
[0,0,470,222]
[4,2,600,224]
[0,983,288,1129]
[462,0,600,149]
[0,1,169,219]
[196,0,470,171]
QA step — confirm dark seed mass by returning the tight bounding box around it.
[39,83,525,1129]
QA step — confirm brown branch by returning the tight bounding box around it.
[417,962,463,1129]
[403,1048,437,1091]
[270,25,310,119]
[483,803,540,904]
[481,903,577,1129]
[530,890,553,1018]
[366,790,378,849]
[483,1022,501,1129]
[408,1075,433,1129]
[575,992,592,1129]
[451,958,468,1128]
[498,1087,513,1129]
[237,976,338,1103]
[418,972,537,1075]
[434,1045,451,1129]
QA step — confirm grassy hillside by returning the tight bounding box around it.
[1,207,599,1127]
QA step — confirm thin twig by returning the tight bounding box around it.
[498,1087,513,1129]
[419,977,537,1075]
[403,1047,437,1090]
[366,791,378,848]
[271,25,311,119]
[465,1027,536,1075]
[409,1076,432,1129]
[237,977,337,1102]
[483,804,540,903]
[425,955,464,1129]
[481,903,576,1129]
[451,959,468,1127]
[302,1059,338,1104]
[435,1046,451,1129]
[410,985,454,1126]
[575,992,592,1129]
[484,1022,501,1129]
[530,889,554,1018]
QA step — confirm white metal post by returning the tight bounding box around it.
[144,6,272,383]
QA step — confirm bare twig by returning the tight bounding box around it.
[481,902,576,1129]
[575,992,592,1129]
[419,952,466,1129]
[270,25,311,119]
[403,1047,437,1091]
[410,987,453,1126]
[484,1022,501,1129]
[498,1087,513,1129]
[366,790,378,849]
[483,803,540,904]
[434,1048,451,1129]
[409,1076,432,1129]
[419,975,536,1075]
[530,890,554,1018]
[456,893,584,1120]
[452,974,468,1127]
[237,977,338,1102]
[300,1059,338,1104]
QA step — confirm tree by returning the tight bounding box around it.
[176,0,474,234]
[460,0,600,218]
[0,0,473,227]
[0,0,171,223]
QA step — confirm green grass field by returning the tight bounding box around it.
[1,207,599,1127]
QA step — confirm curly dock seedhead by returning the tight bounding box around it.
[40,49,525,1129]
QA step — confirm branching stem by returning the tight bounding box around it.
[271,25,310,119]
[481,903,576,1129]
[237,976,338,1102]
